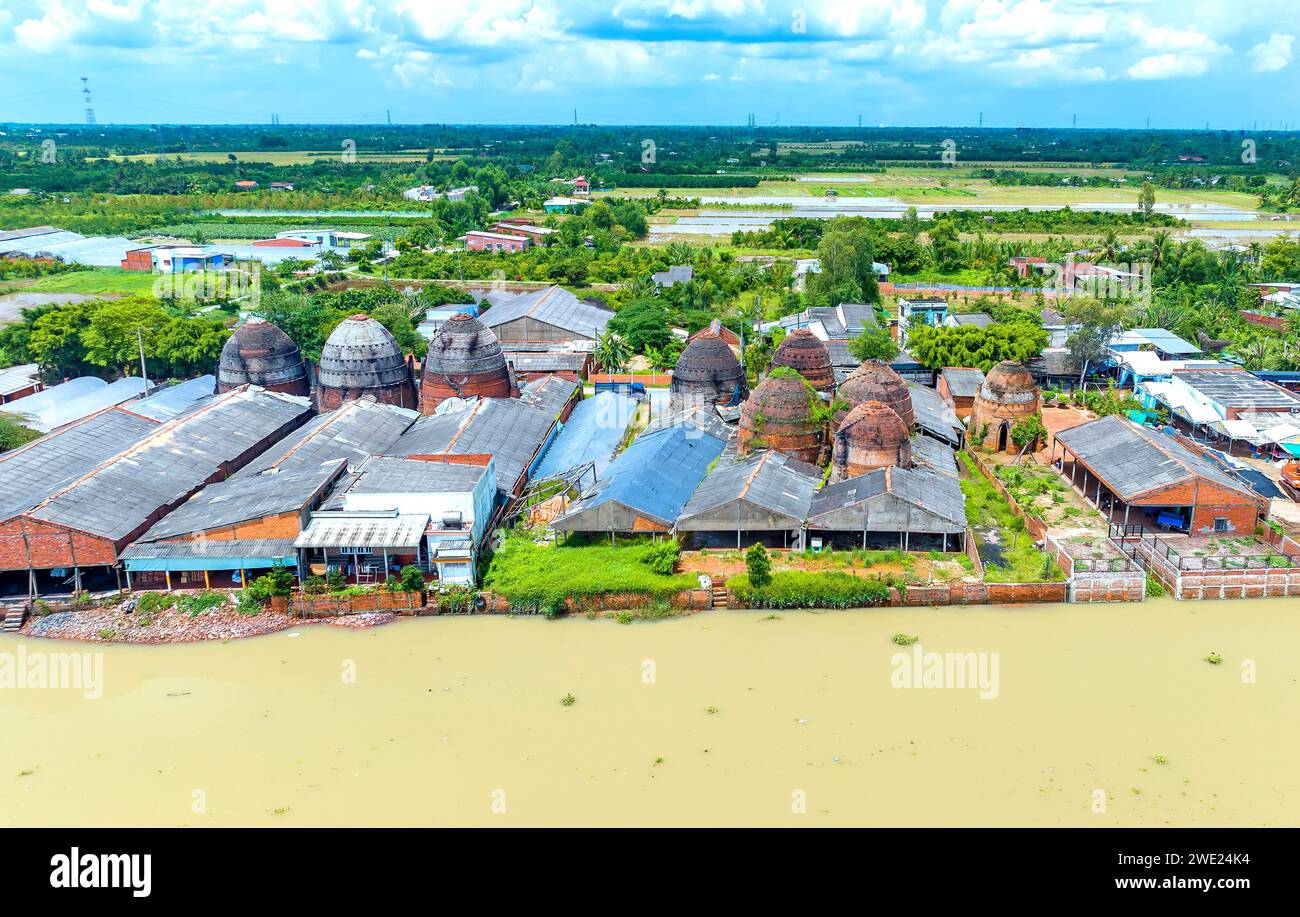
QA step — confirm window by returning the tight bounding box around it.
[1213,518,1230,533]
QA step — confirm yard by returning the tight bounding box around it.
[958,452,1064,584]
[679,545,976,586]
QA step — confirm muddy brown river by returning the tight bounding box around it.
[1,597,1295,826]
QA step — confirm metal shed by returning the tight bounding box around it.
[674,450,819,549]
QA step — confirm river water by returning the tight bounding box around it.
[2,597,1295,826]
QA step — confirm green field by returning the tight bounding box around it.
[602,167,1261,209]
[0,268,160,296]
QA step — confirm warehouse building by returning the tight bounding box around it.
[121,399,417,589]
[552,421,728,538]
[807,436,967,551]
[674,449,819,549]
[0,386,313,596]
[480,285,613,344]
[1052,415,1265,534]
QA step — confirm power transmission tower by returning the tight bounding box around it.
[81,76,96,125]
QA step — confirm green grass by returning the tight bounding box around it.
[958,452,1064,584]
[6,267,160,297]
[482,532,694,614]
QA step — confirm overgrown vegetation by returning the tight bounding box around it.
[482,532,692,616]
[726,570,897,609]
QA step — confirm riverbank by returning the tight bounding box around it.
[21,602,396,644]
[2,596,1295,827]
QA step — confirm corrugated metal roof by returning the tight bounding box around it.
[294,512,430,549]
[556,423,726,528]
[808,438,966,533]
[121,538,297,569]
[676,450,818,529]
[28,387,314,542]
[940,367,985,398]
[394,396,557,498]
[1055,415,1253,501]
[481,286,613,338]
[3,377,108,430]
[1173,370,1300,411]
[128,376,216,422]
[134,399,416,541]
[340,455,488,495]
[907,383,964,446]
[532,391,635,480]
[518,375,579,416]
[0,408,158,522]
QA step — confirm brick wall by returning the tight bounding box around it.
[0,517,117,572]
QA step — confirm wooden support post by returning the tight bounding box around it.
[164,569,172,591]
[203,569,211,590]
[125,568,133,592]
[239,567,247,588]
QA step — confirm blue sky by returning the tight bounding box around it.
[0,0,1296,128]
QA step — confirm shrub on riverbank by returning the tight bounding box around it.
[482,533,694,615]
[726,571,895,609]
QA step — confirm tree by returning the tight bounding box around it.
[0,412,41,452]
[608,299,674,352]
[80,297,170,375]
[1138,181,1156,217]
[848,324,900,362]
[1062,297,1126,385]
[745,543,772,589]
[154,318,230,377]
[594,331,632,372]
[399,565,426,593]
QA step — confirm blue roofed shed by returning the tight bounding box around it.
[552,423,727,534]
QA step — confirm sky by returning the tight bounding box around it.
[0,0,1296,129]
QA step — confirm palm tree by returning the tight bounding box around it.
[594,331,632,373]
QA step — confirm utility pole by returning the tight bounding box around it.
[136,327,150,392]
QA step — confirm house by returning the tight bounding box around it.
[652,265,693,288]
[806,436,967,552]
[481,285,613,343]
[793,257,888,291]
[943,312,993,329]
[492,223,555,244]
[897,296,948,344]
[543,196,589,213]
[674,449,819,549]
[295,454,497,586]
[936,367,985,420]
[234,180,258,191]
[571,176,590,196]
[446,185,478,201]
[417,302,481,340]
[120,399,417,590]
[1137,369,1300,454]
[403,185,440,202]
[462,230,529,253]
[1105,329,1224,387]
[269,181,294,192]
[1051,416,1265,534]
[0,364,42,405]
[0,386,314,596]
[552,421,727,537]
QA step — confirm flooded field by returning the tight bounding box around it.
[1,597,1296,827]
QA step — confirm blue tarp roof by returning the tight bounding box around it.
[532,391,635,480]
[564,423,726,526]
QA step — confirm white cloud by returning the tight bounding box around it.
[1249,33,1293,72]
[1127,53,1211,80]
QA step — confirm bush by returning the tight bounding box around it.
[745,543,772,588]
[399,565,426,593]
[1145,575,1165,597]
[726,571,894,609]
[303,575,328,595]
[643,539,681,575]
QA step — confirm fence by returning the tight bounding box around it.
[1109,524,1300,571]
